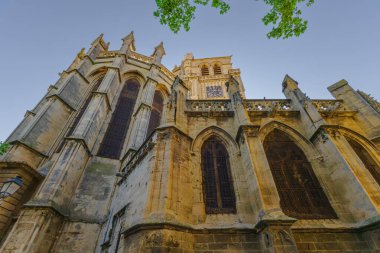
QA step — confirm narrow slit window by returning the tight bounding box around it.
[346,137,380,185]
[146,90,164,138]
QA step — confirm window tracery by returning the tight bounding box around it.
[263,129,337,219]
[97,79,140,159]
[201,136,236,214]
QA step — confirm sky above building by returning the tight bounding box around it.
[0,0,379,140]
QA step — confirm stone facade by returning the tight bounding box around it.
[0,33,380,252]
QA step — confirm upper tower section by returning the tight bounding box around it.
[173,53,245,100]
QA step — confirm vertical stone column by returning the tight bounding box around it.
[328,80,380,140]
[238,126,284,216]
[313,127,380,220]
[162,77,188,132]
[282,75,324,138]
[128,78,157,150]
[2,35,107,170]
[127,42,166,151]
[0,41,126,253]
[283,75,380,223]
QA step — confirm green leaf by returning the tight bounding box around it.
[153,0,314,39]
[0,141,9,155]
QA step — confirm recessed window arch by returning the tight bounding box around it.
[97,79,140,159]
[201,136,236,214]
[213,64,222,75]
[146,90,164,138]
[346,136,380,185]
[201,65,209,76]
[263,129,337,219]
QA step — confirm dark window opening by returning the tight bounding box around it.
[201,65,209,76]
[346,137,380,185]
[201,136,236,214]
[97,79,140,159]
[263,129,337,219]
[213,65,222,75]
[146,90,164,138]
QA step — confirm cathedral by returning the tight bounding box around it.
[1,32,380,253]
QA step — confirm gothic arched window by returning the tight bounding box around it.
[263,129,337,219]
[213,64,222,75]
[146,90,164,138]
[201,65,209,76]
[201,137,236,214]
[346,137,380,185]
[97,79,140,159]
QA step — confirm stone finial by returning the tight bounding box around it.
[184,52,194,60]
[77,48,86,60]
[121,31,136,53]
[282,74,298,91]
[151,41,166,63]
[90,33,109,50]
[91,33,103,45]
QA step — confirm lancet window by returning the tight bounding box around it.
[263,129,337,219]
[146,90,164,138]
[201,136,236,214]
[346,137,380,185]
[97,79,140,159]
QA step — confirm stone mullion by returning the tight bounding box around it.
[323,129,380,213]
[244,131,282,214]
[241,126,298,253]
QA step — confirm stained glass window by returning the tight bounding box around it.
[97,79,140,159]
[201,136,236,214]
[263,129,337,219]
[146,90,164,138]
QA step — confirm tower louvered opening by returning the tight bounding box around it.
[213,65,222,75]
[201,65,209,76]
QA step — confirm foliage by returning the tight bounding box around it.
[154,0,314,39]
[262,0,315,39]
[154,0,230,33]
[0,141,9,155]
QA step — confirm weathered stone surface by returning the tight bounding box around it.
[1,36,380,253]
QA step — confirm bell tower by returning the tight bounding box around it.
[173,53,245,99]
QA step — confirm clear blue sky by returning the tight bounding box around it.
[0,0,379,140]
